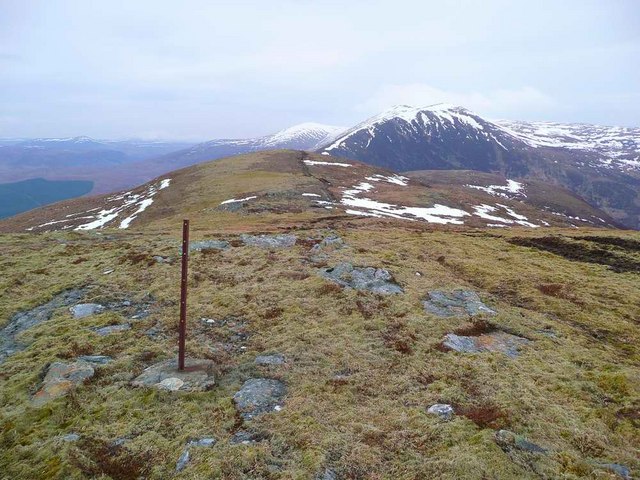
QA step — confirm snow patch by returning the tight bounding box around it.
[220,196,257,205]
[304,160,352,167]
[466,180,526,198]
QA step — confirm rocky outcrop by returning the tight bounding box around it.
[233,378,286,419]
[319,263,403,294]
[423,290,496,317]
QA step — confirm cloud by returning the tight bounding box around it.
[358,84,557,119]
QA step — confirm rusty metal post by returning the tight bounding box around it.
[178,219,189,371]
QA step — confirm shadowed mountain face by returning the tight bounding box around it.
[0,178,94,220]
[0,150,616,234]
[317,105,640,229]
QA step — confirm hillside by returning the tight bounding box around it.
[316,105,640,230]
[0,150,638,479]
[0,151,618,234]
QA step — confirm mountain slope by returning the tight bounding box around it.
[0,150,617,234]
[317,105,640,229]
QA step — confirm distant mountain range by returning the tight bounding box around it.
[316,104,640,229]
[138,123,343,173]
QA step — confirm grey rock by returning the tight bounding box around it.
[443,332,531,358]
[77,355,112,365]
[423,290,496,317]
[316,469,338,480]
[233,378,286,419]
[241,234,297,249]
[188,437,217,447]
[230,429,262,445]
[175,449,190,472]
[157,377,184,391]
[427,403,455,420]
[111,437,130,447]
[175,437,217,472]
[189,240,230,252]
[93,324,131,336]
[152,255,173,264]
[311,235,344,252]
[595,463,632,480]
[319,262,403,294]
[61,433,80,442]
[70,303,105,319]
[255,354,285,366]
[495,430,547,454]
[1,288,86,363]
[131,358,216,392]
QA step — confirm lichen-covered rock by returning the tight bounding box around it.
[233,378,286,419]
[32,360,94,406]
[495,430,547,454]
[131,358,216,391]
[443,332,531,358]
[240,234,297,249]
[255,354,285,365]
[319,263,403,294]
[427,403,455,420]
[189,240,229,252]
[69,303,105,319]
[423,290,496,317]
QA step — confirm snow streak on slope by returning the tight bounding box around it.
[26,179,171,231]
[466,179,526,198]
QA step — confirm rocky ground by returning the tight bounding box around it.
[0,225,638,479]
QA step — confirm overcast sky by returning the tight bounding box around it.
[1,0,639,140]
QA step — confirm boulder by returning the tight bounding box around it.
[240,234,297,249]
[423,290,496,317]
[69,303,105,319]
[233,378,286,419]
[427,403,455,420]
[32,360,94,406]
[319,263,403,294]
[442,332,531,358]
[131,358,216,392]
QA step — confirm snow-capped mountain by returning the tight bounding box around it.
[496,120,640,171]
[155,123,344,171]
[316,104,640,229]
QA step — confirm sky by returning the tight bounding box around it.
[1,0,639,140]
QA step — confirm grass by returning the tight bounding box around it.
[0,223,639,479]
